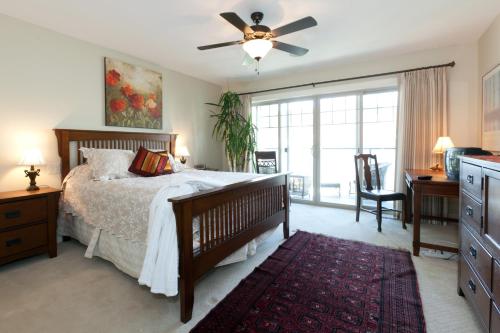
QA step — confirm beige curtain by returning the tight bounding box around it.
[395,67,448,220]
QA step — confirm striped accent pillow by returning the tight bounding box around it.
[128,146,169,177]
[158,152,173,174]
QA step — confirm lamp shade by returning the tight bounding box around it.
[19,148,45,166]
[176,146,190,157]
[432,136,454,154]
[243,39,272,60]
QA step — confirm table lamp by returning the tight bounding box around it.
[431,136,454,171]
[19,148,45,191]
[177,146,190,164]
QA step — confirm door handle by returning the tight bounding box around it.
[4,210,21,219]
[6,238,22,247]
[466,175,474,184]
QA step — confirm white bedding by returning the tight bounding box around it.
[59,166,267,296]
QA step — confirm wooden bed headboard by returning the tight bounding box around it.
[54,129,177,179]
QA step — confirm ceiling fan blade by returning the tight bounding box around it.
[272,16,317,37]
[272,41,309,56]
[197,40,242,50]
[220,12,254,34]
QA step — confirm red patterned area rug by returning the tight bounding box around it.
[191,230,426,333]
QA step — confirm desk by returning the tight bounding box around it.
[405,169,459,256]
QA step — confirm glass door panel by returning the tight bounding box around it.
[362,91,398,191]
[252,104,280,166]
[283,100,314,201]
[319,95,358,204]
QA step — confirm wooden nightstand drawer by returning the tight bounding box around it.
[0,197,48,229]
[0,223,47,257]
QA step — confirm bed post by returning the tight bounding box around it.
[175,200,195,323]
[283,174,290,239]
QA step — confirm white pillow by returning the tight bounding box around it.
[79,148,135,180]
[168,153,184,173]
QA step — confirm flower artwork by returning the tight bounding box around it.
[105,58,163,129]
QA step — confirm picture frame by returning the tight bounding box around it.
[104,57,163,129]
[482,63,500,152]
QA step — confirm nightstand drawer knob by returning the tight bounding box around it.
[5,210,21,219]
[6,237,22,247]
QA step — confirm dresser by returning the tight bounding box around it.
[0,187,61,266]
[459,156,500,332]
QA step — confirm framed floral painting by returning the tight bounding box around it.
[483,63,500,152]
[105,58,162,129]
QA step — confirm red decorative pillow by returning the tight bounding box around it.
[128,146,169,177]
[158,151,173,174]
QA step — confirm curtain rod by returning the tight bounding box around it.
[238,61,455,96]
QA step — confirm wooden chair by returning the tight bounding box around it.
[255,151,278,174]
[354,154,407,232]
[256,151,292,206]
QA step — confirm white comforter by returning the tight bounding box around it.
[61,166,261,296]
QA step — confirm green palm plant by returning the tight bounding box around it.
[209,91,256,172]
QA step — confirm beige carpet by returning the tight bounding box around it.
[0,204,482,333]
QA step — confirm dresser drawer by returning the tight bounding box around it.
[461,224,492,290]
[494,260,500,301]
[460,256,491,330]
[492,301,500,333]
[0,223,47,257]
[461,162,482,201]
[0,197,47,229]
[461,193,483,233]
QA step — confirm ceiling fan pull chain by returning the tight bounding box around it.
[255,60,260,76]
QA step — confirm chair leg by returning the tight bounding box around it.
[355,195,361,222]
[402,198,407,230]
[376,200,382,232]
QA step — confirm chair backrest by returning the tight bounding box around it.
[354,154,381,191]
[255,151,278,174]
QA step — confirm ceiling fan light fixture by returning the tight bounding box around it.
[243,39,272,60]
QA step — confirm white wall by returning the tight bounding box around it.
[231,44,480,148]
[0,14,222,191]
[479,13,500,152]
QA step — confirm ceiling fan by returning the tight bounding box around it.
[197,12,317,62]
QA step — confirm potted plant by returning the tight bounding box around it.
[209,91,256,172]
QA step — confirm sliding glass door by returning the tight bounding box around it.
[252,88,398,206]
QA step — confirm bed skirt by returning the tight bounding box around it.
[57,213,276,283]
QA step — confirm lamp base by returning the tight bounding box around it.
[26,184,40,191]
[180,156,187,164]
[429,163,442,171]
[25,166,40,191]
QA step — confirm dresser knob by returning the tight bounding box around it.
[468,279,476,293]
[465,206,474,217]
[469,246,477,259]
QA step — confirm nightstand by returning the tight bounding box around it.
[0,187,61,266]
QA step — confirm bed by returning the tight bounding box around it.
[54,129,289,323]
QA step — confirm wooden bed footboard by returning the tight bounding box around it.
[169,173,290,323]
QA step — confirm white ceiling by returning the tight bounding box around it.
[1,0,500,85]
